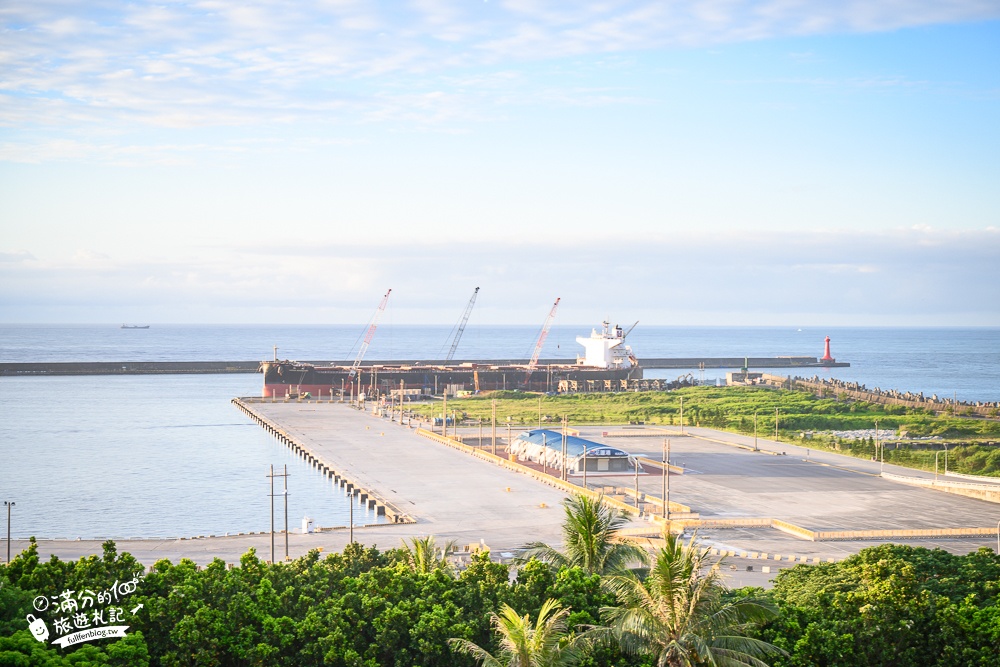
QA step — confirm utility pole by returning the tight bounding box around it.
[479,418,483,449]
[491,399,497,456]
[775,408,779,440]
[754,412,758,451]
[267,465,290,563]
[283,464,289,561]
[4,501,13,564]
[442,390,448,438]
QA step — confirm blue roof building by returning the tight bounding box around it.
[508,429,641,475]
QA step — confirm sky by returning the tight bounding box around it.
[1,1,999,326]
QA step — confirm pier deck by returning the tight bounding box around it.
[8,407,997,589]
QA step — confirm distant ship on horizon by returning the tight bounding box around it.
[120,324,150,329]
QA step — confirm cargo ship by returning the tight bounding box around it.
[260,321,643,398]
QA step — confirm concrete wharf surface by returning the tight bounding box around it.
[9,408,998,589]
[572,425,1000,559]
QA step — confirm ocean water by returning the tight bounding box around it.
[2,324,998,401]
[0,373,384,539]
[2,324,998,539]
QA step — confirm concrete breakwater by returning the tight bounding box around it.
[231,397,413,525]
[2,356,846,377]
[768,374,1000,418]
[1,360,261,375]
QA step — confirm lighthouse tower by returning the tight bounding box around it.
[820,336,835,364]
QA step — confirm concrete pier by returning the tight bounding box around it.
[8,404,996,589]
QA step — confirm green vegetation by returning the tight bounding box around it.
[2,533,999,665]
[448,599,588,667]
[520,494,648,576]
[602,533,783,667]
[411,386,1000,476]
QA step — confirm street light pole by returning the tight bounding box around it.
[634,459,640,512]
[876,420,882,475]
[662,439,667,521]
[4,501,14,564]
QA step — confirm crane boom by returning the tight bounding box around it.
[445,287,480,361]
[525,297,560,383]
[349,288,391,379]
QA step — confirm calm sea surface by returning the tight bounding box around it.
[2,325,998,538]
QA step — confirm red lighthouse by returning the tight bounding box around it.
[821,335,835,363]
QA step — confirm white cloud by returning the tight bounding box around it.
[2,227,996,325]
[1,0,996,140]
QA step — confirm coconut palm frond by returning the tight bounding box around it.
[402,535,456,575]
[518,541,571,569]
[448,637,505,667]
[520,494,647,575]
[602,531,784,667]
[450,599,587,667]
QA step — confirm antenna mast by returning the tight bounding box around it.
[349,288,391,379]
[445,287,480,361]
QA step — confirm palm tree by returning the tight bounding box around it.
[449,598,587,667]
[401,535,456,575]
[520,493,648,575]
[601,531,784,667]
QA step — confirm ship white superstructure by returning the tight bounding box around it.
[576,320,636,369]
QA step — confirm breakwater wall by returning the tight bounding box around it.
[2,361,261,376]
[767,374,1000,418]
[1,355,847,377]
[231,398,413,525]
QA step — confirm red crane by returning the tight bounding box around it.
[525,297,560,385]
[349,288,391,379]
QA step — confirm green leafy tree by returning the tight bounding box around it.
[520,494,648,575]
[602,532,783,667]
[449,598,587,667]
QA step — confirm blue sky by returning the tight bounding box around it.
[1,1,998,325]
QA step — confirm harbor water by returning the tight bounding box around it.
[2,324,998,539]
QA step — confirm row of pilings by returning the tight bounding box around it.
[231,398,412,524]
